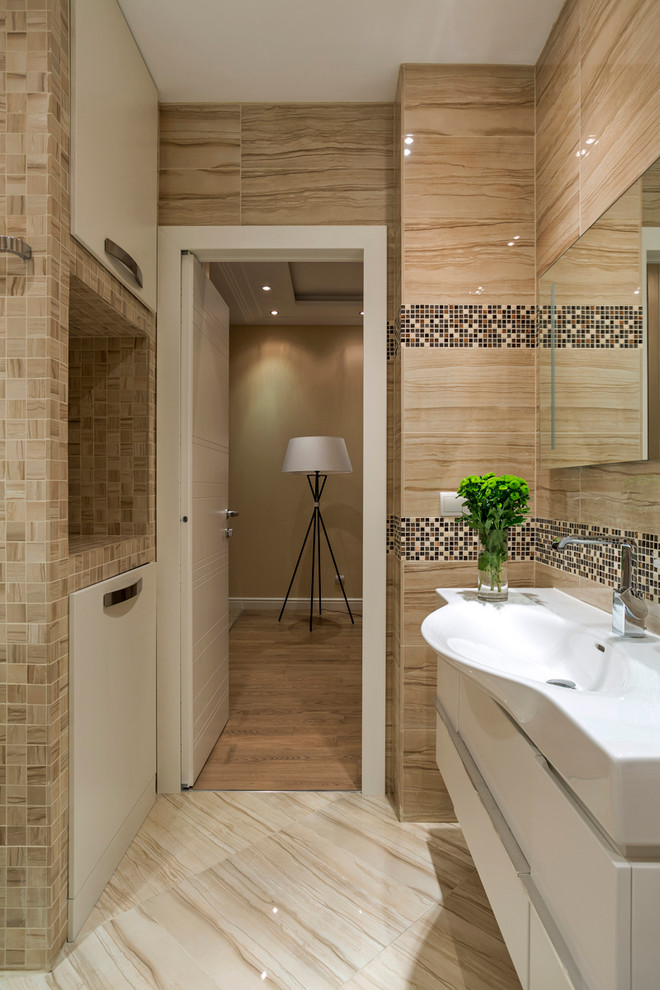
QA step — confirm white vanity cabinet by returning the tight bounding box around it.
[71,0,158,311]
[435,656,656,990]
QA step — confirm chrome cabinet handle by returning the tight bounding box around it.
[225,510,239,518]
[103,578,142,609]
[0,235,32,261]
[104,237,143,288]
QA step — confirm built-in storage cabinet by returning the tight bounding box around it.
[71,0,158,311]
[435,653,658,990]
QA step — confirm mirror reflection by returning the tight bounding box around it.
[539,156,660,469]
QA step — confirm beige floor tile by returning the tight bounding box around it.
[82,791,341,932]
[53,910,224,990]
[341,901,521,990]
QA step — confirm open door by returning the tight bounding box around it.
[180,253,231,786]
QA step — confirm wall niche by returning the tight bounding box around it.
[68,275,151,553]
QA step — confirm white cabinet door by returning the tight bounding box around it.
[71,0,158,311]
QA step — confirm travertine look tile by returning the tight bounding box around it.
[579,0,660,232]
[536,0,581,275]
[402,221,535,303]
[342,901,521,990]
[402,434,535,518]
[402,347,535,436]
[535,467,581,523]
[578,461,660,534]
[158,104,241,226]
[403,136,534,224]
[402,64,534,138]
[241,103,394,226]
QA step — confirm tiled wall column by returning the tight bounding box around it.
[393,65,537,821]
[0,0,70,968]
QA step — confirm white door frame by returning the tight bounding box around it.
[156,225,387,795]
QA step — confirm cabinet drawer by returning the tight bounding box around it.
[529,908,576,990]
[437,655,460,728]
[459,678,631,990]
[436,712,530,988]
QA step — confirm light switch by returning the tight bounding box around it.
[440,491,465,516]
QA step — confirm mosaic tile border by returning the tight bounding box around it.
[387,320,399,360]
[386,516,660,604]
[400,304,536,348]
[537,304,643,348]
[536,519,659,604]
[397,518,534,563]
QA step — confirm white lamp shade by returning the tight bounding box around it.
[282,436,352,474]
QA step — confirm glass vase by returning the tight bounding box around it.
[477,529,509,601]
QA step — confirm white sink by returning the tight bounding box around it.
[422,588,660,853]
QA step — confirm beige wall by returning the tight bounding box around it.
[393,64,537,821]
[228,325,363,601]
[535,0,660,635]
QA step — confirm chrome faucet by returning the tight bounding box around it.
[551,536,648,637]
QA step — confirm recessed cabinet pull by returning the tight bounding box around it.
[104,237,143,288]
[103,578,142,609]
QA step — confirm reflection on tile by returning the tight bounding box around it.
[535,0,581,275]
[345,901,521,989]
[403,220,535,303]
[82,790,337,932]
[404,136,534,223]
[579,0,660,232]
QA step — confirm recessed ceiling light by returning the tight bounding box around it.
[270,310,278,316]
[262,285,271,291]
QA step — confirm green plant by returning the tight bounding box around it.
[457,474,531,594]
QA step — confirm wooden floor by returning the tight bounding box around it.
[193,607,362,791]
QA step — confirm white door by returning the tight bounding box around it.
[180,253,231,786]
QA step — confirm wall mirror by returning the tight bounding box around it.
[539,155,660,469]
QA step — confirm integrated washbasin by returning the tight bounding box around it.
[422,588,660,853]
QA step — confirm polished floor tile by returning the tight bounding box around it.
[11,791,520,989]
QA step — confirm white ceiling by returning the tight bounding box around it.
[117,0,564,103]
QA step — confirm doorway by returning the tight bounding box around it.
[195,258,364,789]
[156,225,387,796]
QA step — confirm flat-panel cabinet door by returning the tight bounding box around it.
[71,0,158,311]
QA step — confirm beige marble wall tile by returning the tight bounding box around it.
[241,103,393,226]
[535,467,581,523]
[402,434,535,517]
[578,460,660,533]
[403,347,535,436]
[158,104,241,226]
[402,221,535,303]
[403,136,534,224]
[402,64,534,138]
[579,0,660,233]
[536,0,581,276]
[642,160,660,225]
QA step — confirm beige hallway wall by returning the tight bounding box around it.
[229,325,363,601]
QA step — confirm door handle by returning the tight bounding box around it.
[225,528,233,538]
[225,509,239,518]
[103,578,142,609]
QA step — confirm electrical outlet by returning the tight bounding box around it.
[440,491,465,516]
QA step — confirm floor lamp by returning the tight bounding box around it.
[279,436,355,631]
